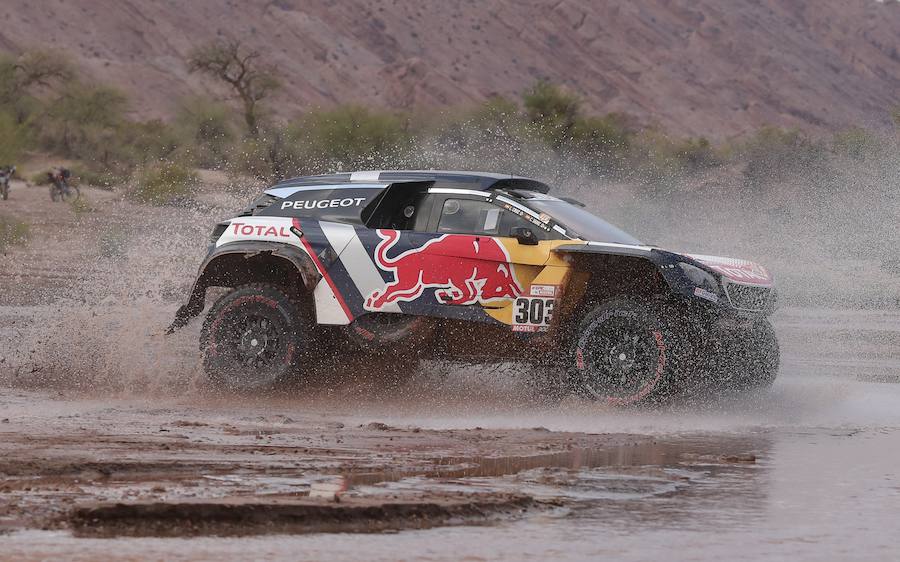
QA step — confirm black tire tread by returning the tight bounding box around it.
[567,297,685,405]
[200,283,310,391]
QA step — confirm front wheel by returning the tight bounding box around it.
[567,299,683,406]
[1,185,7,200]
[200,284,309,392]
[61,185,80,203]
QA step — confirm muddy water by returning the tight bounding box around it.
[3,308,900,560]
[5,428,899,560]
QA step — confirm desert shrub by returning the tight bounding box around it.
[428,96,526,149]
[0,217,29,252]
[287,105,411,174]
[569,113,633,172]
[38,84,129,161]
[522,81,581,149]
[625,131,720,184]
[30,171,51,186]
[1,50,74,126]
[832,127,882,161]
[0,55,16,104]
[175,97,238,168]
[0,111,27,165]
[131,161,198,205]
[120,119,182,165]
[737,126,826,187]
[226,136,279,180]
[71,166,126,189]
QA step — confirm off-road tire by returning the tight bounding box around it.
[62,185,80,203]
[567,298,685,406]
[200,283,309,392]
[1,183,8,200]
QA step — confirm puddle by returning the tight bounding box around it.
[338,435,768,507]
[343,434,766,489]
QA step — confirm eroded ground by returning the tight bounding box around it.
[0,390,659,537]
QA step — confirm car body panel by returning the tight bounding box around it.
[171,170,778,338]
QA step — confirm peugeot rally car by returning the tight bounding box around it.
[169,170,778,405]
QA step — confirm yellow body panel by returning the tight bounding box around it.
[483,239,586,325]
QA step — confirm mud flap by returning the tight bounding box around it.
[165,293,205,334]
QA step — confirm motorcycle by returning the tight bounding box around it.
[48,169,80,202]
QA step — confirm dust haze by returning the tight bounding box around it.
[3,132,899,404]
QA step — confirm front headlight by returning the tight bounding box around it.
[678,262,721,294]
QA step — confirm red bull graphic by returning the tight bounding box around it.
[366,230,523,311]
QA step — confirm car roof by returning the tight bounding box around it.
[269,170,550,194]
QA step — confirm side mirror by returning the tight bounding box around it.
[510,226,538,245]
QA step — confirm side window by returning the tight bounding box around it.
[363,192,429,230]
[434,197,552,239]
[437,199,502,235]
[498,210,549,239]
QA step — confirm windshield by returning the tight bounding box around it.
[526,199,642,245]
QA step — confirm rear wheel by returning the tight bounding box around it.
[568,299,682,406]
[1,183,8,200]
[200,284,308,392]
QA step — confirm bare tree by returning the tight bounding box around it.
[187,39,280,138]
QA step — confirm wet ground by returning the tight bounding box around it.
[1,305,899,560]
[2,184,900,560]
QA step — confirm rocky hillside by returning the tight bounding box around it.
[1,0,899,137]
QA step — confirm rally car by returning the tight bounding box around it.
[168,170,779,405]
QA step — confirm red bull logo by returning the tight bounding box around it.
[366,230,522,311]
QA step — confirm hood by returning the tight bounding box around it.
[686,253,773,287]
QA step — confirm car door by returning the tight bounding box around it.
[433,194,574,332]
[355,190,572,331]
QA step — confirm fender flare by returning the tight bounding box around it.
[166,241,320,333]
[553,243,689,295]
[553,244,729,307]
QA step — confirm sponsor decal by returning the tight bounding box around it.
[230,222,292,238]
[498,202,552,231]
[512,296,555,332]
[365,230,522,310]
[529,284,558,297]
[281,198,367,210]
[693,286,719,303]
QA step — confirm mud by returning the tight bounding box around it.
[0,387,645,536]
[70,495,538,538]
[0,387,781,541]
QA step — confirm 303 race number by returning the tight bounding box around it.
[512,297,555,332]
